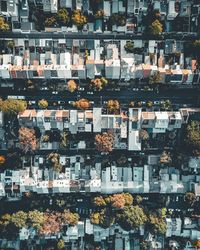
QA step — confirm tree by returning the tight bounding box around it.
[90,212,100,225]
[11,211,27,229]
[95,132,114,152]
[72,10,87,27]
[18,127,38,152]
[0,99,27,114]
[160,151,172,165]
[42,135,50,142]
[38,99,48,109]
[184,192,196,206]
[107,100,120,114]
[74,99,90,110]
[95,10,105,19]
[45,16,57,27]
[117,205,147,230]
[93,196,107,207]
[123,193,134,206]
[111,14,126,26]
[193,240,200,248]
[149,20,163,35]
[67,80,77,93]
[148,214,167,234]
[39,212,61,235]
[99,208,115,228]
[90,77,108,91]
[61,210,79,226]
[0,16,9,31]
[57,8,70,25]
[111,194,126,209]
[28,210,45,231]
[149,72,162,85]
[186,121,200,152]
[0,155,5,164]
[135,195,143,205]
[147,101,153,108]
[47,152,63,173]
[161,100,172,110]
[57,239,65,249]
[139,129,149,141]
[7,40,15,48]
[124,41,134,53]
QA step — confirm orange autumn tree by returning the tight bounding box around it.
[72,10,87,27]
[90,77,108,91]
[67,80,77,93]
[0,156,5,164]
[95,131,114,152]
[93,196,107,206]
[18,127,38,152]
[74,98,90,110]
[107,100,120,114]
[39,211,61,235]
[111,194,126,209]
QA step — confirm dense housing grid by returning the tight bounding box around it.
[0,0,200,249]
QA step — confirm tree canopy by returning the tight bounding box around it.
[0,99,27,115]
[186,121,200,152]
[117,205,147,230]
[18,127,38,152]
[95,132,114,152]
[0,17,9,31]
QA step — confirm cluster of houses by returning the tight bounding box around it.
[16,107,190,151]
[0,37,199,84]
[1,0,200,34]
[1,152,200,198]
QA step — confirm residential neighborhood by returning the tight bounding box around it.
[0,0,200,250]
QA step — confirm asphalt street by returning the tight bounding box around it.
[0,31,199,41]
[0,88,199,105]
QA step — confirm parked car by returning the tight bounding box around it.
[52,91,58,94]
[79,87,85,91]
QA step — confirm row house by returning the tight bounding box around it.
[18,108,187,151]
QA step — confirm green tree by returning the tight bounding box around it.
[111,14,126,26]
[99,208,115,228]
[57,239,65,249]
[149,72,162,85]
[147,101,153,108]
[117,205,147,230]
[38,99,48,109]
[186,121,200,152]
[148,214,166,234]
[135,195,143,205]
[28,210,45,231]
[150,20,163,35]
[0,16,9,31]
[139,129,149,141]
[11,211,27,229]
[124,41,134,53]
[0,99,27,114]
[7,40,15,48]
[57,8,70,25]
[184,192,196,206]
[123,193,134,206]
[161,100,172,110]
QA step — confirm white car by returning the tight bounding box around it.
[52,91,58,94]
[79,87,85,91]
